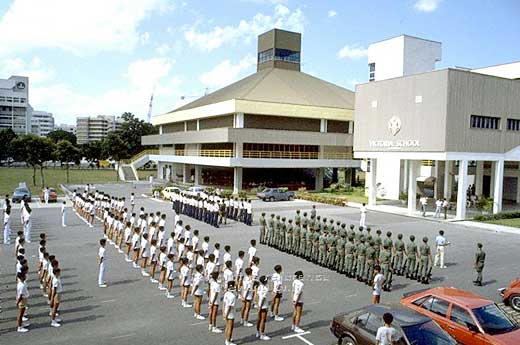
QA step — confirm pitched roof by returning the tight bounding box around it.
[172,67,355,113]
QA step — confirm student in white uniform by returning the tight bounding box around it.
[131,228,141,269]
[372,265,384,304]
[256,275,271,340]
[223,281,237,345]
[235,251,245,291]
[61,201,67,227]
[3,205,10,244]
[149,239,159,283]
[98,239,107,288]
[270,265,284,321]
[240,267,254,327]
[16,272,30,333]
[208,271,222,333]
[180,257,192,308]
[223,260,234,288]
[191,264,205,320]
[140,233,150,276]
[165,254,175,299]
[50,268,63,327]
[248,240,257,265]
[359,203,367,228]
[23,206,32,243]
[291,271,305,333]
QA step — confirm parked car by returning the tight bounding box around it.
[161,186,181,200]
[499,279,520,312]
[39,188,58,203]
[256,187,295,202]
[401,287,520,345]
[330,303,457,345]
[185,186,208,198]
[12,186,31,203]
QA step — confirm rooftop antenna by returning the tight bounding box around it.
[147,86,155,123]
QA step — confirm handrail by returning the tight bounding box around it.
[242,150,352,160]
[122,149,160,164]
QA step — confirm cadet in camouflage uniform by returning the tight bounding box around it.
[355,226,364,244]
[329,218,335,233]
[417,237,432,284]
[309,215,316,231]
[356,237,367,281]
[299,224,307,257]
[286,219,293,254]
[267,214,275,246]
[374,229,383,262]
[259,213,267,244]
[335,233,346,272]
[312,228,320,263]
[473,242,486,286]
[394,234,406,275]
[344,236,356,278]
[327,231,337,268]
[273,215,281,248]
[292,220,301,255]
[347,224,355,241]
[302,212,309,229]
[339,223,347,238]
[379,244,392,291]
[364,240,377,285]
[365,226,373,243]
[280,217,287,250]
[316,216,321,231]
[322,217,328,233]
[310,205,317,218]
[318,229,327,266]
[406,235,418,279]
[295,210,301,225]
[305,226,313,260]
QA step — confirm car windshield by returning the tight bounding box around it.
[472,304,518,335]
[402,320,457,345]
[262,189,271,192]
[15,188,28,193]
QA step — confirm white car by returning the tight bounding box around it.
[161,186,181,200]
[185,186,208,198]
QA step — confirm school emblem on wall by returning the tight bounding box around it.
[388,116,402,136]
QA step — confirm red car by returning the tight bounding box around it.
[499,279,520,312]
[39,188,58,203]
[401,287,520,345]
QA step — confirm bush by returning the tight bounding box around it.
[295,191,349,206]
[476,196,493,212]
[399,191,408,201]
[473,211,520,221]
[220,189,233,199]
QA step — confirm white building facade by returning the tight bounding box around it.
[0,75,31,135]
[76,115,123,144]
[31,110,55,137]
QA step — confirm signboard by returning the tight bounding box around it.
[368,116,420,149]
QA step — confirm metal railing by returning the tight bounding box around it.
[122,149,160,164]
[242,150,352,160]
[172,149,234,158]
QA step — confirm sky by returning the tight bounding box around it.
[0,0,519,125]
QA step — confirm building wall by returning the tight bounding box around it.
[199,114,233,130]
[76,115,122,144]
[31,111,54,137]
[445,69,520,153]
[162,122,184,133]
[0,76,31,135]
[327,120,349,133]
[244,114,320,132]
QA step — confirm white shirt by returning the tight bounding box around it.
[242,276,254,300]
[52,276,63,293]
[223,252,232,264]
[420,197,427,206]
[223,290,236,319]
[435,235,447,246]
[17,280,29,299]
[180,265,191,286]
[205,261,216,280]
[209,280,221,305]
[292,279,304,303]
[98,246,106,262]
[166,261,175,280]
[435,199,443,208]
[251,264,260,280]
[272,272,282,293]
[234,258,244,277]
[248,246,257,263]
[202,242,209,258]
[192,272,204,296]
[373,273,384,296]
[375,326,399,345]
[257,284,269,310]
[360,205,367,214]
[223,268,234,286]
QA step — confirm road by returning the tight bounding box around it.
[1,182,519,345]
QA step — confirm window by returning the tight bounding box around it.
[470,115,500,130]
[472,304,518,335]
[274,48,300,63]
[258,49,274,64]
[20,98,26,103]
[356,313,380,336]
[450,305,476,328]
[412,296,431,307]
[421,297,450,317]
[507,118,520,131]
[369,63,376,81]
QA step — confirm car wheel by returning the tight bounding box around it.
[340,335,357,345]
[269,197,275,202]
[510,294,520,312]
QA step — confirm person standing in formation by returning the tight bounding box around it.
[98,239,107,288]
[3,205,11,244]
[61,201,67,227]
[223,281,237,345]
[291,271,305,334]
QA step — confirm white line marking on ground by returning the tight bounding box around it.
[101,299,116,303]
[111,333,136,339]
[295,334,315,345]
[282,332,311,339]
[190,321,208,326]
[304,300,320,306]
[345,293,357,299]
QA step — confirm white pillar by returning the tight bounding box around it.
[368,158,377,207]
[157,162,164,179]
[320,119,327,133]
[233,167,243,194]
[194,165,202,185]
[315,168,324,191]
[407,160,417,215]
[493,160,504,214]
[490,161,496,197]
[182,164,189,183]
[235,142,243,158]
[433,160,440,199]
[456,160,468,219]
[475,161,484,196]
[196,119,200,131]
[234,113,244,128]
[444,161,452,199]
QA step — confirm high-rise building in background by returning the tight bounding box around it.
[76,115,123,144]
[0,75,32,135]
[31,110,55,137]
[55,123,76,135]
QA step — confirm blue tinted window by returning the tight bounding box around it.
[274,49,300,63]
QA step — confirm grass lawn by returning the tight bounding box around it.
[481,218,520,228]
[312,192,368,204]
[0,167,120,197]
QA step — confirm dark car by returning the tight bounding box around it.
[12,186,32,203]
[330,303,458,345]
[256,187,295,202]
[499,279,520,312]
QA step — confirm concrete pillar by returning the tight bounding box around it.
[320,119,327,133]
[475,161,484,196]
[184,121,188,132]
[234,113,244,128]
[444,160,452,200]
[456,160,468,220]
[182,164,189,183]
[235,142,243,158]
[159,125,163,135]
[433,160,440,199]
[332,168,338,183]
[368,158,377,207]
[493,159,504,214]
[196,119,200,131]
[194,165,202,185]
[233,167,243,194]
[157,162,164,179]
[315,168,324,191]
[490,161,496,197]
[165,165,171,181]
[407,160,417,215]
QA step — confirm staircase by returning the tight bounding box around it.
[118,149,160,181]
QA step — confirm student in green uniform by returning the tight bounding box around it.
[327,231,337,269]
[312,228,320,264]
[364,240,377,285]
[259,213,267,244]
[347,224,355,241]
[379,244,392,291]
[286,219,294,254]
[310,205,316,218]
[318,230,327,266]
[406,235,418,280]
[292,220,301,255]
[305,226,313,261]
[299,225,307,258]
[302,212,309,229]
[294,210,301,225]
[417,237,432,284]
[335,234,346,273]
[473,243,486,286]
[394,234,406,276]
[267,214,275,246]
[344,237,355,278]
[374,229,383,261]
[274,215,281,249]
[356,237,367,281]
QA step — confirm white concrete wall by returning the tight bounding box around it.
[402,36,441,77]
[374,157,401,199]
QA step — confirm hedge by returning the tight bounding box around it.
[473,211,520,221]
[295,192,349,207]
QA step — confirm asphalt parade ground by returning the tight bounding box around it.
[1,182,519,345]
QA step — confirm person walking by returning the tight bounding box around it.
[473,243,486,286]
[442,199,449,220]
[419,196,428,217]
[98,239,108,288]
[372,265,384,304]
[434,198,442,218]
[434,230,449,269]
[61,201,67,227]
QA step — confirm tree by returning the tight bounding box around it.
[0,128,17,164]
[47,129,77,145]
[81,141,105,168]
[116,112,158,158]
[11,134,55,187]
[101,132,127,180]
[54,140,81,183]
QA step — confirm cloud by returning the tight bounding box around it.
[328,10,337,18]
[0,57,54,84]
[156,44,171,55]
[184,4,305,51]
[337,44,368,59]
[0,0,173,56]
[414,0,443,12]
[29,57,182,124]
[140,32,151,45]
[199,55,256,89]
